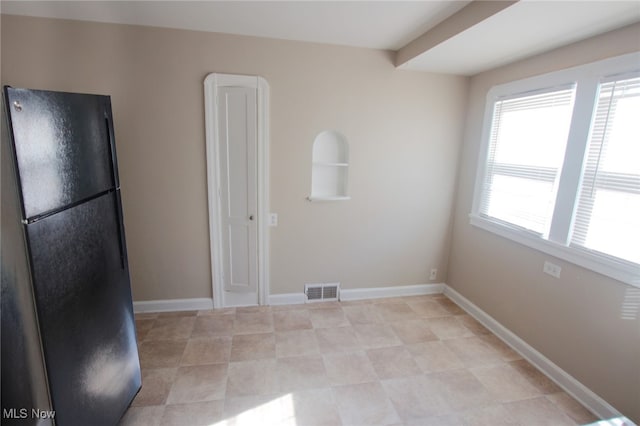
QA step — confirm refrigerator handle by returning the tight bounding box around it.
[114,191,127,270]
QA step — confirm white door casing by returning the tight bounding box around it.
[204,74,270,308]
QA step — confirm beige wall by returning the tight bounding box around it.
[1,14,468,300]
[448,23,640,421]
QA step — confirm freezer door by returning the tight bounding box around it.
[26,191,140,426]
[4,87,117,220]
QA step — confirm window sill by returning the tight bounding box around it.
[469,214,640,288]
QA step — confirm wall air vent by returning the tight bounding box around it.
[305,283,340,302]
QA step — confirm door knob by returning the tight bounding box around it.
[249,215,254,221]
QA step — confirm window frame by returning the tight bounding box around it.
[470,52,640,288]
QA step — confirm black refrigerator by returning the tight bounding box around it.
[1,87,141,425]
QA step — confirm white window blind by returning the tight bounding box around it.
[480,86,576,235]
[571,75,640,265]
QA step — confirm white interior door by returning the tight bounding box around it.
[217,86,258,306]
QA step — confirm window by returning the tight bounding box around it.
[572,76,640,265]
[480,86,575,236]
[471,53,640,287]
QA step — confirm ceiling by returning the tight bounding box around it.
[2,1,639,76]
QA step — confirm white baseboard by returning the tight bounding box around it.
[268,293,306,305]
[340,283,444,301]
[133,297,214,313]
[131,283,441,311]
[443,285,622,421]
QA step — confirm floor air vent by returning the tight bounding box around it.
[305,283,340,302]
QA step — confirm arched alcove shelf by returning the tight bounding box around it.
[308,131,350,201]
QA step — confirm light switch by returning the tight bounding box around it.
[269,213,278,227]
[543,261,561,278]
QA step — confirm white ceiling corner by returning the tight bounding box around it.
[400,1,640,75]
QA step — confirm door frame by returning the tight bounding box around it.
[204,73,270,308]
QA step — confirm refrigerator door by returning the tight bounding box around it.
[26,191,140,426]
[4,87,117,220]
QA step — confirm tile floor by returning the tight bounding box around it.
[120,294,599,426]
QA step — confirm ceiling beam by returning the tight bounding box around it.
[395,0,518,68]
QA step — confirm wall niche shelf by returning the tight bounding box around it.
[309,131,349,201]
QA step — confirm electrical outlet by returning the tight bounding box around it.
[543,261,561,278]
[269,213,278,227]
[429,268,438,281]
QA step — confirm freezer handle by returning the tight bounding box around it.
[105,104,120,190]
[114,191,126,270]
